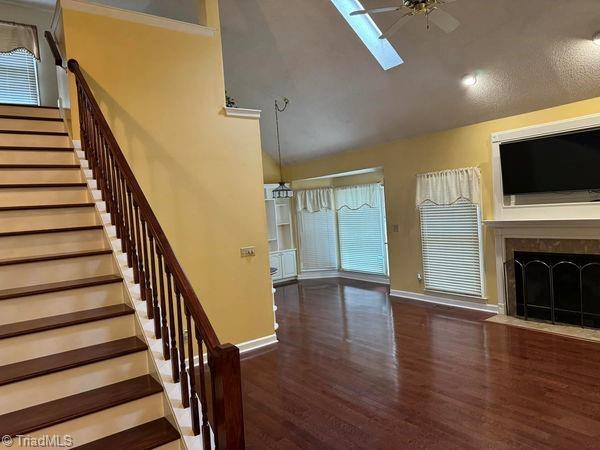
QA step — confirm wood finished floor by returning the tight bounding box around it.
[240,278,600,449]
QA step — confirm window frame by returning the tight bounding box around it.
[418,199,486,299]
[337,184,389,276]
[0,48,41,106]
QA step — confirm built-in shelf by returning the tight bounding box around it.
[223,107,261,119]
[278,222,290,226]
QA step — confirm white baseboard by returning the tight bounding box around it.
[193,333,278,365]
[72,139,82,149]
[389,289,498,313]
[298,270,390,285]
[236,333,278,354]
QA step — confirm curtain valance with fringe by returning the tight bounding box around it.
[416,167,481,207]
[334,183,379,210]
[0,21,39,60]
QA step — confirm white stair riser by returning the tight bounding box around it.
[0,229,108,259]
[0,150,76,165]
[155,441,182,450]
[0,133,70,148]
[0,105,61,119]
[0,254,117,290]
[0,168,83,183]
[0,315,136,365]
[0,186,91,206]
[0,352,148,415]
[0,207,99,233]
[0,283,125,325]
[27,394,165,448]
[0,118,65,133]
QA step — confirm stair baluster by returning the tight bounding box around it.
[157,251,170,360]
[166,270,179,382]
[185,307,201,436]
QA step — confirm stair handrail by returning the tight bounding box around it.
[44,31,64,68]
[66,57,244,449]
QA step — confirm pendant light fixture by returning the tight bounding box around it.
[272,97,293,199]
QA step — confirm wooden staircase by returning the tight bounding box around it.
[0,104,181,449]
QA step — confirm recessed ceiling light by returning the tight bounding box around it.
[593,32,600,46]
[461,73,477,87]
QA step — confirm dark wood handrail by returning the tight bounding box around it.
[68,59,220,352]
[44,31,63,68]
[64,55,245,448]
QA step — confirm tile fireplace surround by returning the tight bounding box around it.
[504,237,600,319]
[485,227,600,341]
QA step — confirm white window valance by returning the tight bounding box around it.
[295,187,335,213]
[0,21,39,60]
[334,183,380,210]
[416,167,481,207]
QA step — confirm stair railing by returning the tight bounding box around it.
[66,58,244,450]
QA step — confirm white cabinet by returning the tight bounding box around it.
[270,254,283,281]
[281,251,297,278]
[265,184,297,282]
[269,250,297,281]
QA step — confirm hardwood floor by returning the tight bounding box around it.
[240,278,600,449]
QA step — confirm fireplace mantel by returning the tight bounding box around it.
[484,218,600,229]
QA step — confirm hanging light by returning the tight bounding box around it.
[272,97,293,199]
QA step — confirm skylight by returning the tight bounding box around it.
[330,0,403,70]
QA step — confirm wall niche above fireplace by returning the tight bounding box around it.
[507,251,600,329]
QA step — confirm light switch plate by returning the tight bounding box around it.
[241,246,256,257]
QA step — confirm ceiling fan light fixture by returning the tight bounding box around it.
[461,73,477,87]
[593,32,600,46]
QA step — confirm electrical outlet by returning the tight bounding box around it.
[241,246,256,257]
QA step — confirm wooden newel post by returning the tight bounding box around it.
[211,344,245,449]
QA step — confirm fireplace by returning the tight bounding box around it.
[506,251,600,329]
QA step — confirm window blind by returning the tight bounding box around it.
[297,208,338,271]
[337,187,387,275]
[0,49,39,105]
[419,199,484,297]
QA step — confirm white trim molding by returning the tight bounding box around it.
[390,289,498,313]
[236,333,278,354]
[491,112,600,221]
[298,270,390,285]
[223,107,261,119]
[60,0,216,37]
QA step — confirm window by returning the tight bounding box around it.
[330,0,403,70]
[0,49,40,105]
[419,199,484,297]
[337,186,387,275]
[297,208,338,271]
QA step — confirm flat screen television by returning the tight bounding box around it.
[500,128,600,195]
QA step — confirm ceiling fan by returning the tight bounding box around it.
[351,0,460,39]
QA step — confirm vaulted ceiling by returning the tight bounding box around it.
[219,0,600,164]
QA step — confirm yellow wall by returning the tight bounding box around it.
[262,151,280,184]
[285,96,600,305]
[59,0,274,344]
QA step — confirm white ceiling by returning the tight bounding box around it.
[219,0,600,164]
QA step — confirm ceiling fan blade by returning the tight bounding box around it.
[350,6,403,16]
[428,8,460,33]
[379,12,413,39]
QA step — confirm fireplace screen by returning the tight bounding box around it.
[505,252,600,329]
